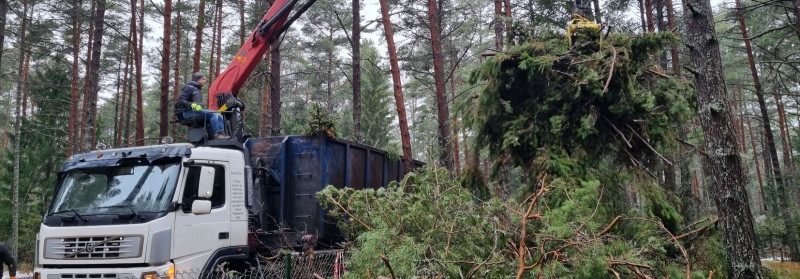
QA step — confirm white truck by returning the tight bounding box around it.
[33,136,417,278]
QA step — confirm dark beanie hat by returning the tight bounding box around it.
[192,72,206,81]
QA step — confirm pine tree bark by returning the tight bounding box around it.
[68,0,82,156]
[12,0,30,257]
[214,0,222,77]
[379,0,413,172]
[193,0,207,74]
[0,0,6,73]
[494,0,503,50]
[352,0,363,142]
[326,27,334,113]
[269,44,281,136]
[792,0,800,41]
[666,0,679,74]
[645,0,655,32]
[173,0,182,136]
[135,0,145,146]
[683,0,763,275]
[503,0,512,46]
[160,0,173,138]
[117,43,132,147]
[734,0,800,260]
[592,0,602,23]
[427,0,454,173]
[239,0,245,46]
[638,0,647,32]
[79,0,96,152]
[21,53,30,119]
[746,115,767,213]
[83,0,107,151]
[209,2,218,81]
[261,51,270,137]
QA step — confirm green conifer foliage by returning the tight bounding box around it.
[467,32,694,173]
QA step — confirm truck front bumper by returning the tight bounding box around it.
[35,262,174,279]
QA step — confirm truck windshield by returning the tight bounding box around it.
[49,163,181,216]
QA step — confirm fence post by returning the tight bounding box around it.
[285,252,292,278]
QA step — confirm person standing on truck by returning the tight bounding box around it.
[0,243,16,279]
[176,73,230,140]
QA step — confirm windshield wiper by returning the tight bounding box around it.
[97,205,144,219]
[51,208,88,222]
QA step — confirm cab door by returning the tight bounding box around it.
[172,161,231,269]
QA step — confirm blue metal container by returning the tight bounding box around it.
[244,135,421,248]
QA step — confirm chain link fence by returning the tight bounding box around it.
[176,250,348,279]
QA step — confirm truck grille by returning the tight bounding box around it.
[45,235,142,259]
[56,274,118,279]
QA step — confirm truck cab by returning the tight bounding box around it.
[35,143,249,278]
[34,136,419,278]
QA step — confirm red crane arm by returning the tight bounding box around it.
[207,0,296,110]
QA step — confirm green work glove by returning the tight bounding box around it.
[191,103,202,112]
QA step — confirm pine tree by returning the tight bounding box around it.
[683,0,763,275]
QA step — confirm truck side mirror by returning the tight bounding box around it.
[197,166,215,199]
[191,200,212,215]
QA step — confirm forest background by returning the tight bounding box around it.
[1,0,800,277]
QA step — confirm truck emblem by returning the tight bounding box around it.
[65,237,121,258]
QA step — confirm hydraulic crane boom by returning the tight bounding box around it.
[207,0,316,110]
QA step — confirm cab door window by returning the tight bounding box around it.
[182,165,225,213]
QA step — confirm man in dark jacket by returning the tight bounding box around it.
[0,243,15,279]
[175,73,229,140]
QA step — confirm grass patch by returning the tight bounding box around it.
[764,261,800,279]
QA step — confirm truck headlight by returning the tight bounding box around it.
[141,264,174,279]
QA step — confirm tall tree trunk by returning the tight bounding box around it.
[494,0,503,50]
[379,0,413,173]
[503,0,512,46]
[125,68,134,144]
[135,0,145,146]
[270,44,281,136]
[734,0,800,260]
[683,0,763,275]
[214,0,222,77]
[117,43,132,147]
[12,0,30,257]
[113,56,123,143]
[173,0,182,136]
[427,0,454,173]
[193,0,206,74]
[638,0,647,32]
[792,0,800,41]
[0,0,6,74]
[645,0,655,32]
[209,2,217,81]
[352,0,363,142]
[239,0,245,46]
[655,0,668,67]
[592,0,602,23]
[774,92,799,204]
[68,1,82,156]
[83,0,107,151]
[79,0,96,152]
[666,0,679,74]
[261,52,271,137]
[326,27,334,113]
[450,70,461,176]
[746,115,767,213]
[21,53,30,119]
[160,0,173,138]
